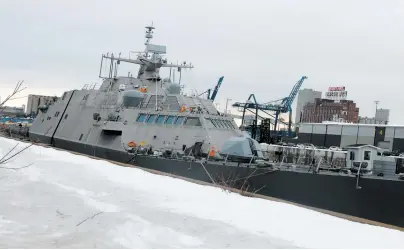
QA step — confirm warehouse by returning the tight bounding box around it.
[297,122,404,152]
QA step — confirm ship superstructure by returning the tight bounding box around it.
[29,25,256,160]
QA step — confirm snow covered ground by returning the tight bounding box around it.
[0,137,403,248]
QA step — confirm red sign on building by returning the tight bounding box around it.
[328,86,345,91]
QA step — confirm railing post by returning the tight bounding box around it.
[356,162,363,189]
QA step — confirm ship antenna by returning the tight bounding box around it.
[144,22,155,57]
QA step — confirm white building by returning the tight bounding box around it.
[295,89,322,123]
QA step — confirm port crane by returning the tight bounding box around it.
[232,76,307,140]
[199,76,224,101]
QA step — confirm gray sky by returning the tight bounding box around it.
[1,0,403,123]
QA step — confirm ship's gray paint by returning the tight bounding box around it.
[29,25,247,162]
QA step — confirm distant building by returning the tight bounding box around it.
[295,89,322,123]
[358,108,390,125]
[0,106,25,117]
[301,98,359,123]
[358,116,377,124]
[26,95,56,117]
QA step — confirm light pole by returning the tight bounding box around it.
[374,100,379,124]
[374,100,379,115]
[374,100,379,111]
[225,98,232,114]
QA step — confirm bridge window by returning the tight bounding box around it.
[165,116,175,124]
[184,117,201,126]
[175,116,185,125]
[136,113,147,122]
[146,114,157,123]
[155,115,166,124]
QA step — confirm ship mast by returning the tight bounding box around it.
[99,24,194,81]
[144,23,155,58]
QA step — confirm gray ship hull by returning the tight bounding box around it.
[29,132,404,228]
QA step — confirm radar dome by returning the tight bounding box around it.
[122,90,144,107]
[166,83,181,94]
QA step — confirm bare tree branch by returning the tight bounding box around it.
[76,211,103,227]
[0,80,26,111]
[0,143,19,162]
[253,185,267,194]
[0,143,34,165]
[0,163,34,170]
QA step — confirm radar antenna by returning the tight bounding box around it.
[145,23,155,46]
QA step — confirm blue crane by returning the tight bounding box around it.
[209,76,224,101]
[232,76,307,138]
[198,76,224,101]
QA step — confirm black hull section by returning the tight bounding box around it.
[30,135,404,228]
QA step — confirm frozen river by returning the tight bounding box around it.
[0,137,403,248]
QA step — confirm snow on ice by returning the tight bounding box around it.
[0,137,403,248]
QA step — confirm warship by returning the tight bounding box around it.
[26,25,404,228]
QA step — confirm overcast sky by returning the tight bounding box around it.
[0,0,403,123]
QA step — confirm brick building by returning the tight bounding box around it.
[301,98,359,123]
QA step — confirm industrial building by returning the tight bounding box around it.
[375,108,390,124]
[301,98,359,123]
[26,94,57,117]
[358,116,377,124]
[358,108,390,125]
[297,122,404,152]
[0,106,25,117]
[295,88,322,123]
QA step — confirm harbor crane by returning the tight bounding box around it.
[232,76,307,140]
[198,76,224,101]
